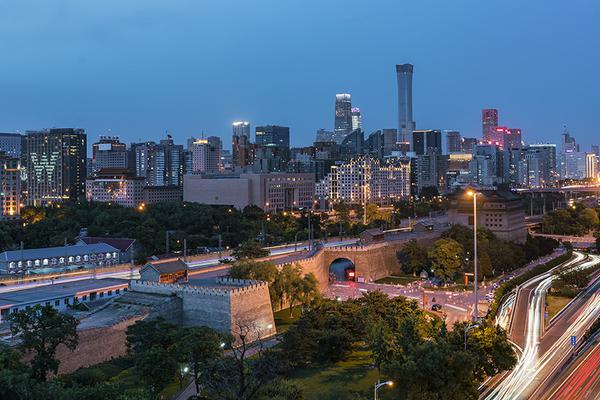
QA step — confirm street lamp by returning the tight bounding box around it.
[374,380,393,400]
[464,322,480,351]
[466,189,479,321]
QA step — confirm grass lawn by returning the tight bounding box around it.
[288,346,394,400]
[546,295,572,320]
[273,307,302,333]
[375,275,420,285]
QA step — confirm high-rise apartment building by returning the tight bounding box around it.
[254,125,291,172]
[91,136,129,174]
[232,121,252,168]
[334,94,353,137]
[351,107,362,131]
[482,109,499,142]
[506,128,523,149]
[26,128,87,206]
[133,136,184,187]
[396,64,415,152]
[0,152,21,220]
[190,136,222,173]
[316,156,410,205]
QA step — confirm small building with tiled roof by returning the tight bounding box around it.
[140,259,188,284]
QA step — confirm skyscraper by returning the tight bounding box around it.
[254,125,291,172]
[232,121,251,168]
[396,64,415,152]
[133,136,184,187]
[482,109,499,142]
[445,130,462,153]
[91,136,129,174]
[412,130,442,156]
[190,136,222,173]
[351,107,362,131]
[334,94,352,136]
[26,128,87,206]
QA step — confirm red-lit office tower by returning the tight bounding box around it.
[482,109,499,142]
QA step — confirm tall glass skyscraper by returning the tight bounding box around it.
[26,128,87,206]
[334,94,352,136]
[396,64,415,152]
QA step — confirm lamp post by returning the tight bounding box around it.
[464,322,480,351]
[374,380,393,400]
[466,190,478,321]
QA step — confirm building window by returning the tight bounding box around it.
[99,292,104,298]
[116,289,120,294]
[64,298,69,305]
[82,295,87,301]
[108,290,113,296]
[59,257,65,264]
[54,300,60,306]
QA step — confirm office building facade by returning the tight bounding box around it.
[482,109,499,142]
[396,64,415,152]
[334,94,353,136]
[26,128,87,206]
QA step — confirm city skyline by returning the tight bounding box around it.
[1,1,599,150]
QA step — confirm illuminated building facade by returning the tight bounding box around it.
[232,121,253,168]
[190,136,222,173]
[26,128,87,206]
[85,169,145,208]
[334,94,353,137]
[0,153,21,220]
[351,107,362,131]
[133,136,184,187]
[316,156,410,205]
[92,136,129,174]
[482,109,499,142]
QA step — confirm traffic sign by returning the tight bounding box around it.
[570,335,576,347]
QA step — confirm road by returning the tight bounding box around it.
[483,252,600,400]
[541,339,600,400]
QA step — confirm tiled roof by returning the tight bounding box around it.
[142,259,188,274]
[79,237,135,251]
[0,243,119,262]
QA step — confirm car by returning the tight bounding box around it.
[431,304,442,311]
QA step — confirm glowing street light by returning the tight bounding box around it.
[374,380,393,400]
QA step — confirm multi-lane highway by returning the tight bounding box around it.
[543,339,600,400]
[484,252,600,400]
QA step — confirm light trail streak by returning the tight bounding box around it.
[484,252,589,400]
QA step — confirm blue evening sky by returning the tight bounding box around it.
[0,1,598,150]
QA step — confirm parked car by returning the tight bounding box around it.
[431,304,443,311]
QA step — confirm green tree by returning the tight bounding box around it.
[125,318,179,355]
[232,240,270,260]
[172,326,227,395]
[578,208,599,231]
[396,238,430,275]
[134,346,178,394]
[9,305,79,381]
[428,238,464,281]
